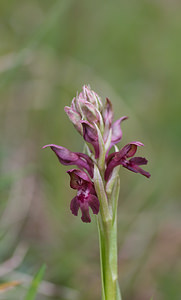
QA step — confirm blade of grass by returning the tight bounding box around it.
[24,264,46,300]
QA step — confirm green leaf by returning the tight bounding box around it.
[24,264,46,300]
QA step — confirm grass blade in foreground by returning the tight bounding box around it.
[24,264,46,300]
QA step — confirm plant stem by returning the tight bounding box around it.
[98,216,119,300]
[94,163,121,300]
[97,176,121,300]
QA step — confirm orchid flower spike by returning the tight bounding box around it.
[43,85,150,223]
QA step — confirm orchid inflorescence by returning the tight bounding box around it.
[43,85,150,223]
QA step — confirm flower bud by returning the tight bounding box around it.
[84,85,103,110]
[64,106,82,134]
[79,100,100,123]
[81,121,99,158]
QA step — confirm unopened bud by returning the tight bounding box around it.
[83,85,103,111]
[64,106,82,134]
[79,100,100,123]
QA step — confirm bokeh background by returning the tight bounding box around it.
[0,0,181,299]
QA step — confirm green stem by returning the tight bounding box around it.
[97,215,119,300]
[97,217,106,300]
[97,177,121,300]
[103,219,117,300]
[94,164,122,300]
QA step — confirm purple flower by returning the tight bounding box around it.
[64,85,103,135]
[80,100,100,123]
[111,116,128,146]
[102,98,128,154]
[67,169,100,223]
[81,85,103,110]
[43,144,94,178]
[103,98,114,129]
[81,121,99,158]
[43,85,150,224]
[105,141,150,181]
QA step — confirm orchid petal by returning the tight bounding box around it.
[88,194,100,214]
[111,116,128,145]
[80,202,91,223]
[70,196,80,216]
[105,142,147,181]
[125,141,144,157]
[129,157,148,165]
[103,98,114,128]
[123,163,151,178]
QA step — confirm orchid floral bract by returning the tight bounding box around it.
[43,85,150,300]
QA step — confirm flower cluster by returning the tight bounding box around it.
[43,85,150,222]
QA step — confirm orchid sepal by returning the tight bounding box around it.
[43,144,94,178]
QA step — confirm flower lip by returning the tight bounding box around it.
[68,168,100,223]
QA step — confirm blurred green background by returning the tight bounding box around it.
[0,0,181,299]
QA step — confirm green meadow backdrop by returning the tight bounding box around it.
[0,1,180,299]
